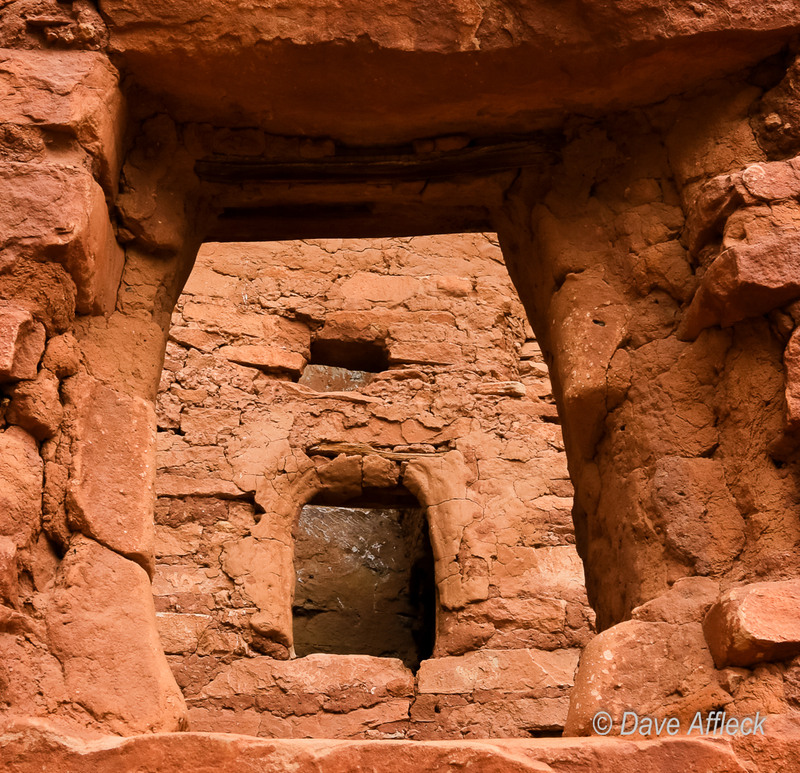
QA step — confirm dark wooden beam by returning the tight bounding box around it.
[195,140,554,184]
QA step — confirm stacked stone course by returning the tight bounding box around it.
[152,234,593,738]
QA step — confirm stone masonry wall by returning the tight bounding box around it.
[152,233,594,739]
[7,9,800,769]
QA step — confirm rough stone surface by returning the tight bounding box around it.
[412,648,579,738]
[97,0,800,145]
[190,654,413,739]
[704,581,800,668]
[6,370,63,440]
[6,0,800,762]
[565,618,728,737]
[153,235,592,738]
[0,162,124,315]
[0,721,779,773]
[0,425,43,548]
[66,380,157,572]
[46,535,187,735]
[0,49,125,191]
[0,304,45,382]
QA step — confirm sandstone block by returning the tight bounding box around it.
[361,454,400,487]
[632,576,720,625]
[493,545,586,600]
[315,454,362,502]
[0,163,124,314]
[41,333,80,379]
[179,407,240,444]
[387,340,461,365]
[703,580,800,668]
[680,228,800,338]
[156,612,213,655]
[203,653,413,704]
[255,700,411,739]
[474,381,527,397]
[6,370,63,440]
[0,304,45,382]
[218,344,305,375]
[181,301,266,338]
[67,381,156,572]
[417,648,579,695]
[46,535,186,734]
[156,474,244,498]
[410,696,570,739]
[197,653,414,738]
[0,426,43,549]
[221,536,293,647]
[0,535,18,605]
[565,618,729,736]
[339,272,421,304]
[0,722,755,771]
[0,50,125,192]
[740,158,800,201]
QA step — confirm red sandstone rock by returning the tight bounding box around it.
[361,454,400,487]
[650,457,745,575]
[0,163,123,314]
[98,0,800,146]
[220,536,293,651]
[703,580,800,668]
[565,617,728,736]
[217,344,306,375]
[547,271,628,460]
[0,720,761,772]
[0,259,77,336]
[414,648,579,737]
[740,158,800,201]
[418,648,578,695]
[6,370,63,440]
[11,11,800,750]
[66,380,157,572]
[46,535,186,734]
[0,50,124,192]
[0,304,45,382]
[785,327,800,433]
[680,229,800,339]
[192,654,414,739]
[0,426,43,549]
[0,536,18,605]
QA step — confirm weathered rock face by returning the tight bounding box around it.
[5,0,800,767]
[97,0,800,144]
[153,234,593,738]
[2,719,795,773]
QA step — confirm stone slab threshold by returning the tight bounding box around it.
[1,718,798,773]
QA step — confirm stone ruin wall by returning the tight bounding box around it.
[6,2,800,770]
[153,233,593,739]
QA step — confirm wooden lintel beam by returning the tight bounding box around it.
[307,441,447,461]
[196,141,554,184]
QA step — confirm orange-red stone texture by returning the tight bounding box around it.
[4,0,800,768]
[153,235,592,739]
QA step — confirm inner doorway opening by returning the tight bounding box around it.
[293,486,436,670]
